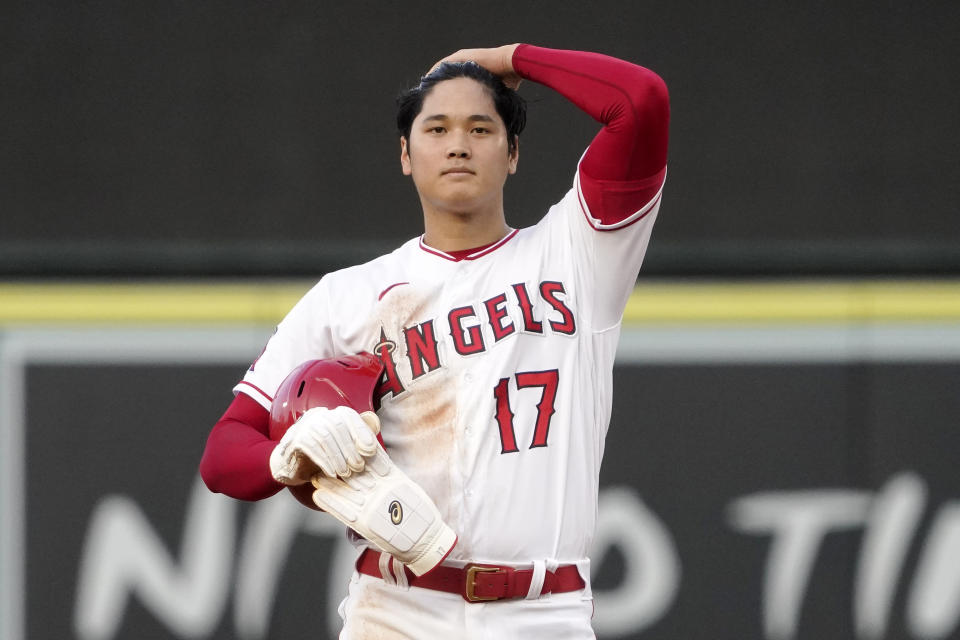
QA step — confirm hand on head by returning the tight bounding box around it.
[429,44,522,90]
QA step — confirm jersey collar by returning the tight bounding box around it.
[418,228,519,262]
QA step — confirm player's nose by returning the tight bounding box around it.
[446,130,471,159]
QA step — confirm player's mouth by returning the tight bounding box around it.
[442,167,475,176]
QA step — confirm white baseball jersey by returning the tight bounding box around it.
[237,166,663,570]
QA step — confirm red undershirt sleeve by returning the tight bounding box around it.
[512,44,669,225]
[200,390,381,509]
[199,392,285,501]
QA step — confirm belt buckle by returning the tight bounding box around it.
[465,564,502,602]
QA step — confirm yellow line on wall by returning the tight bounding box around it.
[1,280,959,325]
[0,282,312,325]
[622,280,960,323]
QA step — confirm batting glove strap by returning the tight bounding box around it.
[310,447,458,576]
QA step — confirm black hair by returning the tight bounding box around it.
[396,61,526,154]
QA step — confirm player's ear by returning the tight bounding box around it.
[507,135,519,175]
[400,136,412,176]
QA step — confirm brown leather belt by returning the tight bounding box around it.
[356,548,586,603]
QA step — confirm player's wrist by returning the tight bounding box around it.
[503,43,521,70]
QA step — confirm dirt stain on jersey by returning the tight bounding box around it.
[382,370,457,523]
[371,283,436,336]
[369,280,459,523]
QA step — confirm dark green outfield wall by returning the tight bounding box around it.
[3,2,959,276]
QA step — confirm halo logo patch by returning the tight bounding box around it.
[389,500,403,525]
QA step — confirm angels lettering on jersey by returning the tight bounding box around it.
[372,278,576,403]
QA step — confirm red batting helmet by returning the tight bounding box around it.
[268,352,384,441]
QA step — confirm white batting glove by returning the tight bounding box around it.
[269,407,380,485]
[311,447,457,576]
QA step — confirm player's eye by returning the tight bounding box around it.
[428,126,445,134]
[472,127,489,134]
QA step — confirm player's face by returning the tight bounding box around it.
[400,77,518,216]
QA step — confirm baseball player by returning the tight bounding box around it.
[200,43,669,638]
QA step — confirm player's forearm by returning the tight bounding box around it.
[512,44,669,181]
[199,394,284,501]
